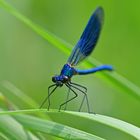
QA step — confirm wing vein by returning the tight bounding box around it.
[67,7,104,66]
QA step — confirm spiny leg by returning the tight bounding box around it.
[68,83,91,113]
[40,84,57,110]
[59,84,78,111]
[64,87,70,111]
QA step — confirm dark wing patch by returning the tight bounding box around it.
[67,7,104,66]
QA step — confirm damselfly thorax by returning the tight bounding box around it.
[52,64,77,86]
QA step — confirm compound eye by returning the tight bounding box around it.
[63,76,69,83]
[52,77,56,83]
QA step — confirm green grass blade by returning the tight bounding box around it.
[0,109,139,140]
[0,114,40,140]
[0,81,37,108]
[0,132,9,140]
[0,81,62,140]
[0,81,53,121]
[0,0,140,100]
[0,0,70,55]
[87,57,140,99]
[14,114,104,140]
[67,111,140,139]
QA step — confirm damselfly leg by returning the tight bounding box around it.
[59,84,78,111]
[68,82,91,113]
[64,87,70,110]
[61,82,87,111]
[40,84,58,110]
[70,82,87,93]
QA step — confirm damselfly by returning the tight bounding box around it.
[40,7,113,113]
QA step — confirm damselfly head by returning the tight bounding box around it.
[52,75,69,86]
[61,75,69,83]
[52,76,57,83]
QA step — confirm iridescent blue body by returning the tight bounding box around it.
[52,64,113,87]
[40,7,113,112]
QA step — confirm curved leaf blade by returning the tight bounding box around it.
[14,114,104,140]
[0,109,139,140]
[67,111,140,139]
[0,115,39,140]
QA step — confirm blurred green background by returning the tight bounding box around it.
[0,0,140,128]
